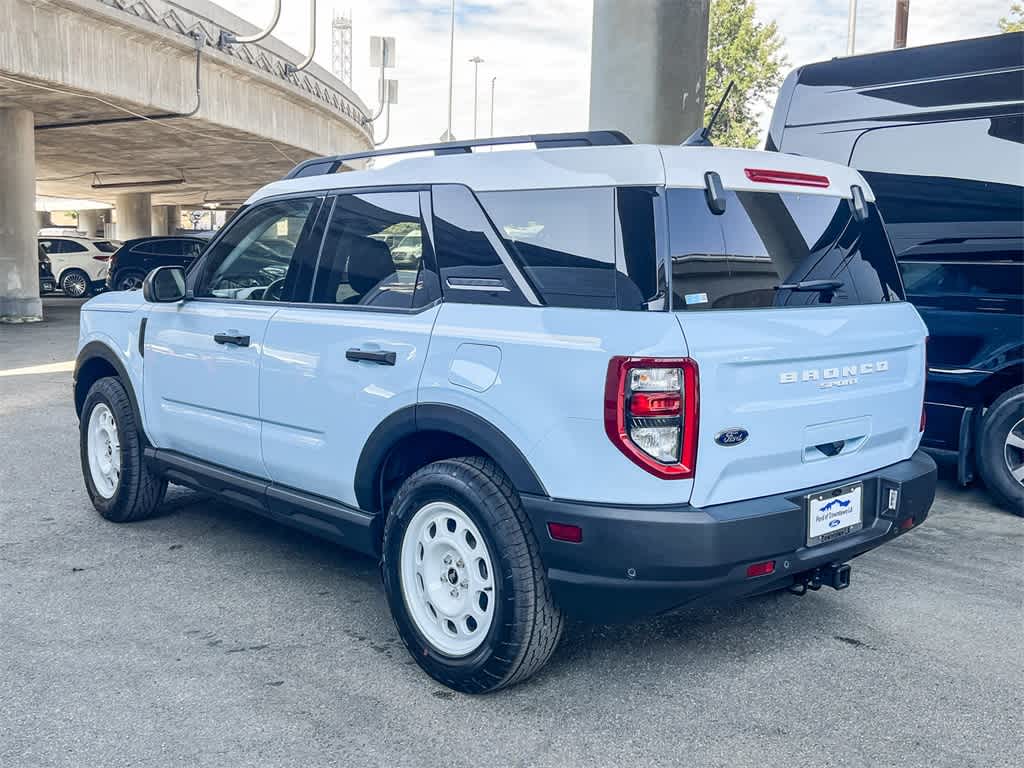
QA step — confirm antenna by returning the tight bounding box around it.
[682,80,734,147]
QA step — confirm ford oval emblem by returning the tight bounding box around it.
[715,428,748,447]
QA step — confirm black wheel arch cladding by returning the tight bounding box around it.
[354,403,547,513]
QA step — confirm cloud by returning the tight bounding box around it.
[215,0,1011,148]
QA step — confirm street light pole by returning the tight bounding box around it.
[847,0,858,55]
[894,0,910,48]
[489,76,496,137]
[469,56,484,138]
[445,0,456,141]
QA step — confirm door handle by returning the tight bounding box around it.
[213,333,250,347]
[346,348,396,365]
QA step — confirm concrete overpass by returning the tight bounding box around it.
[1,0,373,321]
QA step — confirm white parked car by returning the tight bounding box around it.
[37,236,119,297]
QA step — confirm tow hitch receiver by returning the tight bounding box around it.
[788,562,852,596]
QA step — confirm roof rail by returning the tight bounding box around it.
[282,130,633,180]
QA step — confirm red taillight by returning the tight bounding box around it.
[920,336,929,432]
[92,254,111,262]
[604,356,699,480]
[746,560,776,578]
[547,522,583,543]
[744,168,830,188]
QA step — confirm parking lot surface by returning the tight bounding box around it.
[1,298,1021,768]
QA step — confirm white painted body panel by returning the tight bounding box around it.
[248,144,872,202]
[680,302,926,507]
[420,303,694,505]
[142,301,276,478]
[260,304,440,506]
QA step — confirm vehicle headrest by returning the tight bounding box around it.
[345,236,395,296]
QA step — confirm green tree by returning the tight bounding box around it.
[704,0,787,148]
[999,2,1024,31]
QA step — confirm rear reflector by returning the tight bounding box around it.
[629,392,682,417]
[547,522,583,543]
[900,517,915,531]
[746,560,776,578]
[744,168,830,188]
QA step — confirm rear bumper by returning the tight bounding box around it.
[521,450,937,622]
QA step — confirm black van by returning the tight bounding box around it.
[767,32,1023,513]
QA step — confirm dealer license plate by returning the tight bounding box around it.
[807,483,863,546]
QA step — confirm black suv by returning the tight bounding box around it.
[767,33,1024,513]
[106,235,208,291]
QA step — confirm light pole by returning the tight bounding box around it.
[489,76,496,137]
[847,0,858,55]
[445,0,456,141]
[469,56,484,138]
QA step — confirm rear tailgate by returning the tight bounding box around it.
[662,147,926,507]
[679,303,926,507]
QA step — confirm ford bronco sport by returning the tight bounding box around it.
[75,132,937,693]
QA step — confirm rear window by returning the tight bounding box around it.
[668,188,904,311]
[92,241,117,253]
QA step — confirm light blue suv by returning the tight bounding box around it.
[74,132,937,692]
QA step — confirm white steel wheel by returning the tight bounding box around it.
[399,501,495,657]
[86,402,121,499]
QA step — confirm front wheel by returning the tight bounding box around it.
[382,457,564,693]
[80,377,166,522]
[976,385,1024,515]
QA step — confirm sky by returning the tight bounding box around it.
[212,0,1011,148]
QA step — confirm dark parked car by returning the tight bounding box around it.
[38,244,55,294]
[106,235,209,291]
[767,32,1024,513]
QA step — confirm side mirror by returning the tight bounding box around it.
[142,266,186,303]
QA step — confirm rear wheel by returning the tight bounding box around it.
[382,457,563,693]
[115,270,147,291]
[80,377,166,522]
[61,269,91,298]
[976,385,1024,515]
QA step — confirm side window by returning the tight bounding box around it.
[431,184,529,306]
[196,197,319,301]
[478,188,617,309]
[38,239,55,254]
[57,239,89,253]
[311,191,437,309]
[851,115,1024,280]
[615,187,663,310]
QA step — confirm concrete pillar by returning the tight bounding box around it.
[77,209,108,238]
[0,108,42,323]
[151,205,180,236]
[115,193,152,241]
[589,0,711,145]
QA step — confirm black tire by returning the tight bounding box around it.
[976,385,1024,515]
[80,377,166,522]
[60,269,92,298]
[382,457,564,693]
[115,270,147,292]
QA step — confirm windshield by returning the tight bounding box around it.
[668,188,904,311]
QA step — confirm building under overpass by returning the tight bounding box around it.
[0,0,373,322]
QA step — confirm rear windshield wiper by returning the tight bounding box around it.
[775,279,844,293]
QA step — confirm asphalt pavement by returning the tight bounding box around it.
[1,297,1021,768]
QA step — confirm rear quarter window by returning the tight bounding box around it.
[668,188,904,311]
[475,187,662,310]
